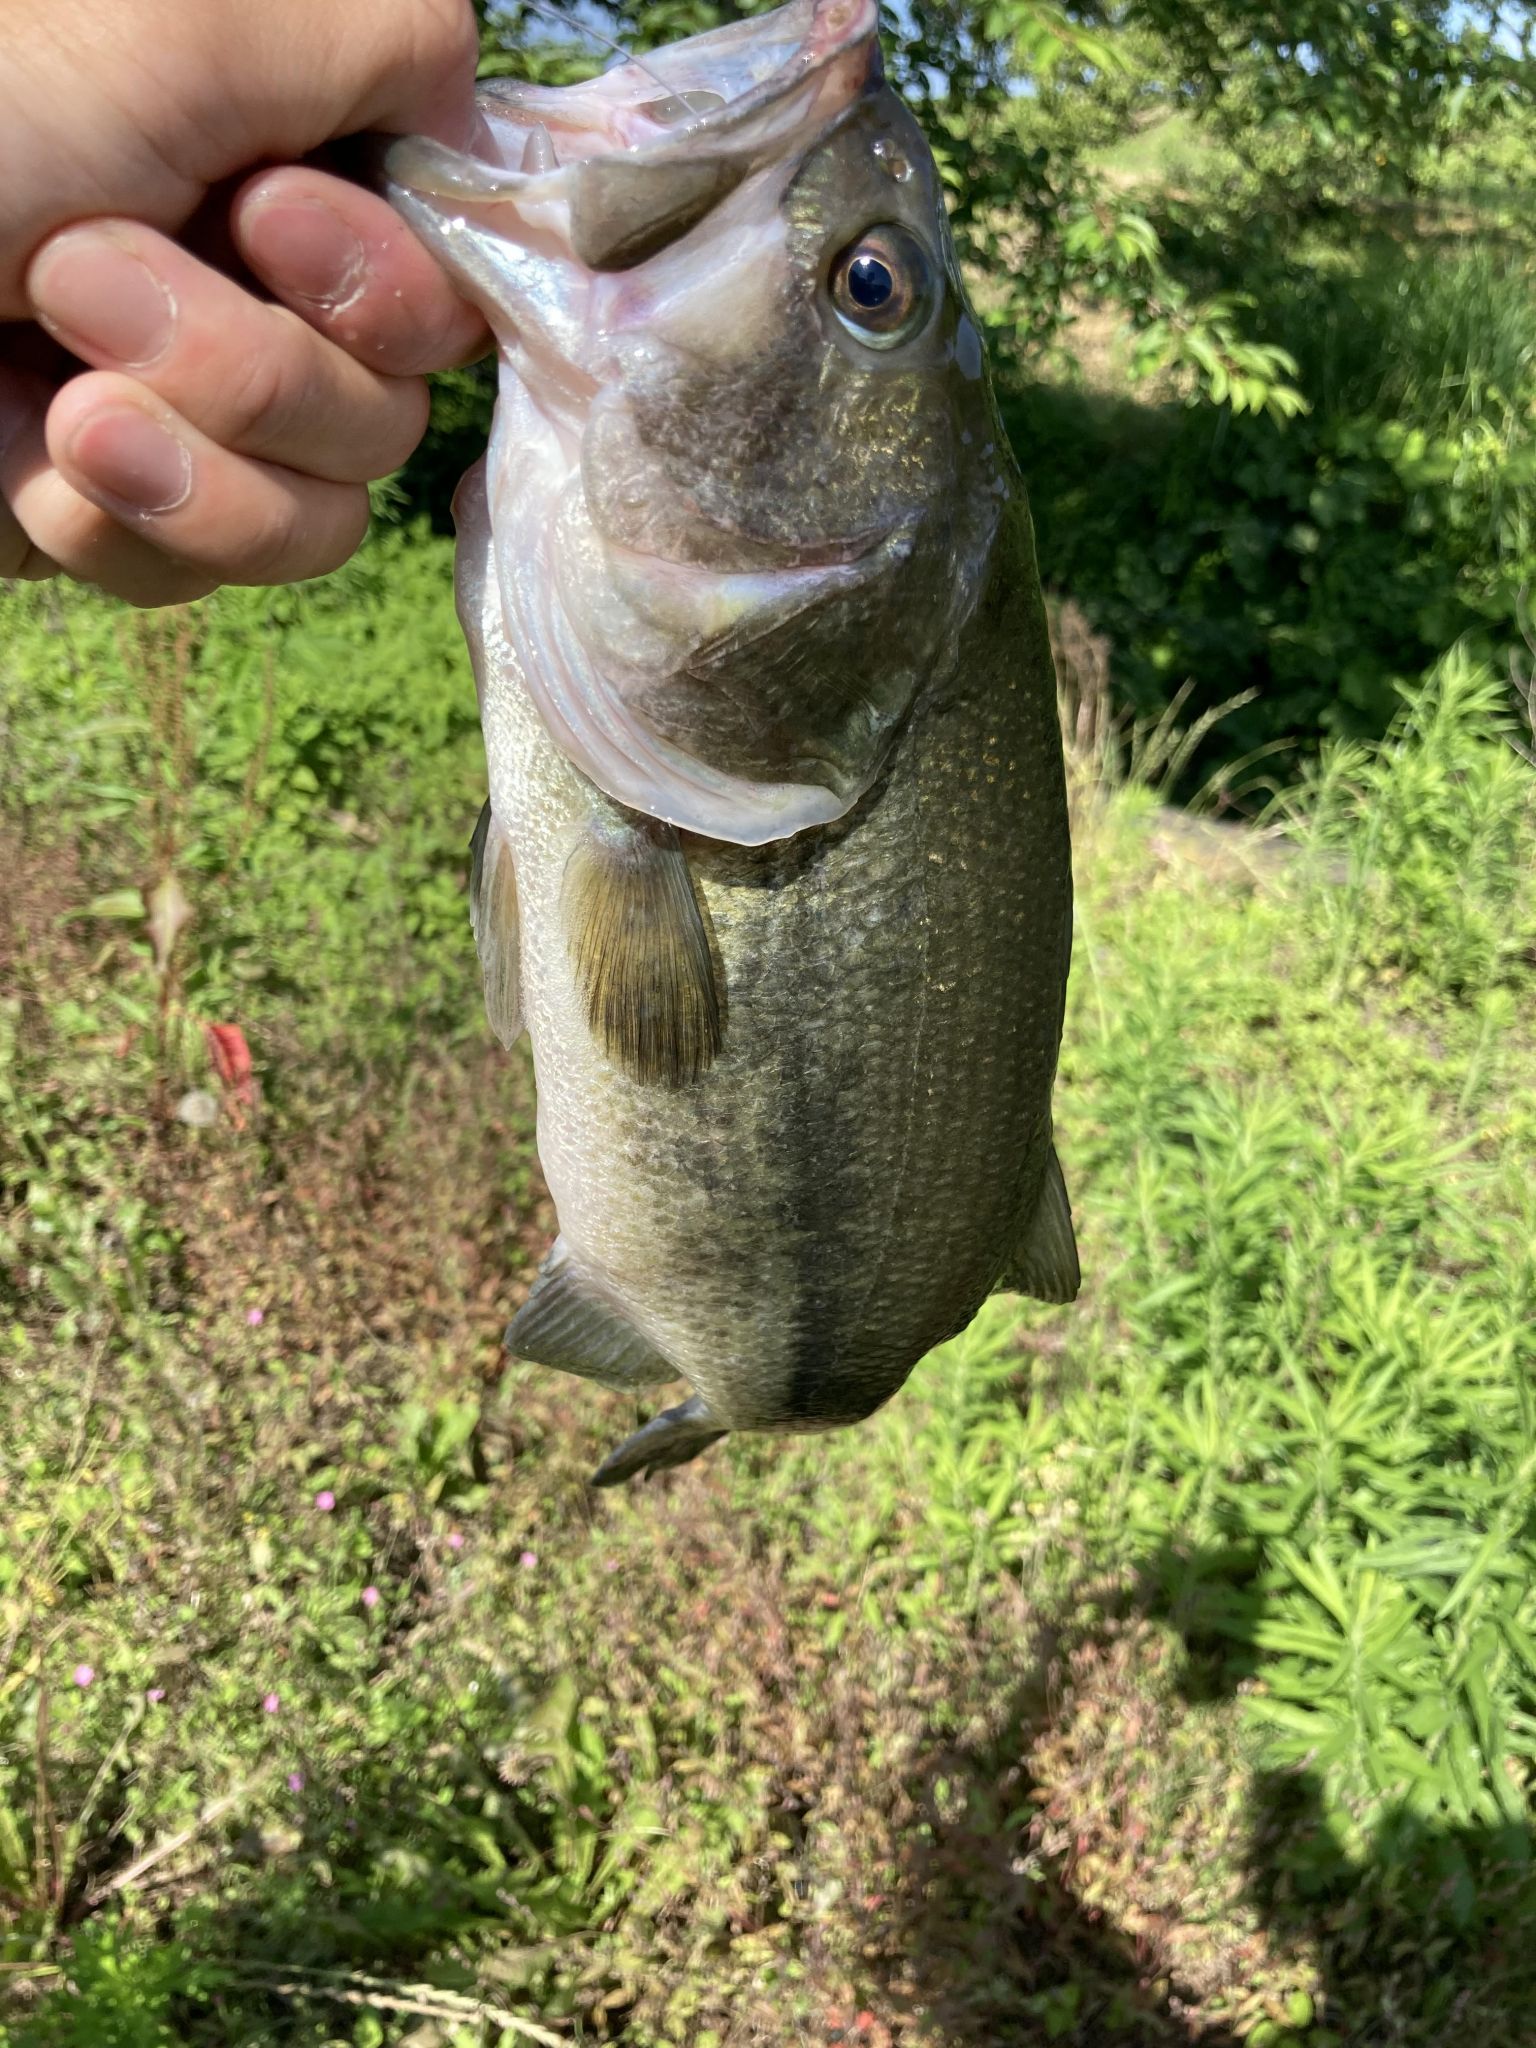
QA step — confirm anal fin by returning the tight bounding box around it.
[469,799,524,1049]
[561,812,722,1088]
[591,1395,728,1488]
[999,1146,1081,1304]
[507,1238,677,1391]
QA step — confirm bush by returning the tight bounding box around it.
[1007,234,1536,774]
[1296,644,1536,995]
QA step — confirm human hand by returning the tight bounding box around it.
[0,0,491,605]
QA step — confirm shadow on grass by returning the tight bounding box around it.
[17,1534,1536,2046]
[873,1541,1536,2046]
[85,1722,608,2046]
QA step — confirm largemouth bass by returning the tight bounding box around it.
[385,0,1077,1485]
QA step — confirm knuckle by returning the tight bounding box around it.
[316,488,373,574]
[220,309,422,482]
[24,485,110,578]
[246,481,368,585]
[219,318,305,456]
[5,469,208,601]
[373,379,431,473]
[241,487,307,583]
[421,0,479,74]
[123,571,219,610]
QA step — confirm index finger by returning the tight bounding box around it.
[232,167,490,380]
[0,0,481,321]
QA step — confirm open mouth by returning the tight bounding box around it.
[383,0,880,214]
[386,0,912,849]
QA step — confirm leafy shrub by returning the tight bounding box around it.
[1297,645,1536,996]
[1008,235,1536,769]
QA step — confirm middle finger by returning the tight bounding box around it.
[26,220,428,487]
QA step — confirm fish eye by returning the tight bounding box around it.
[827,224,938,350]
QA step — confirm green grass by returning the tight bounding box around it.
[2,542,1534,2046]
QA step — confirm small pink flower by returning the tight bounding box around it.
[72,1664,95,1688]
[603,1557,619,1573]
[287,1771,304,1792]
[145,1686,165,1704]
[446,1531,464,1551]
[519,1549,538,1569]
[314,1490,335,1513]
[360,1585,380,1609]
[262,1691,280,1714]
[245,1307,265,1328]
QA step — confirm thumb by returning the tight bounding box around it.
[233,0,483,155]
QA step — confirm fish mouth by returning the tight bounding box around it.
[607,519,899,579]
[383,0,880,208]
[762,525,890,570]
[387,0,908,851]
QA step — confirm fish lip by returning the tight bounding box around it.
[778,527,888,569]
[383,0,880,200]
[778,521,909,571]
[607,519,903,579]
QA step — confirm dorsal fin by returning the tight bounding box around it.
[1000,1146,1080,1304]
[469,800,524,1049]
[560,812,723,1088]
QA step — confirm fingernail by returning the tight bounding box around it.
[241,195,367,310]
[30,228,175,368]
[66,405,192,515]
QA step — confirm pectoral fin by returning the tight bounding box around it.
[1000,1147,1080,1304]
[561,812,723,1088]
[469,800,524,1049]
[507,1238,677,1391]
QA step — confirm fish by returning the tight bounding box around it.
[384,0,1078,1486]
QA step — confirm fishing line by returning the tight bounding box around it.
[515,0,676,93]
